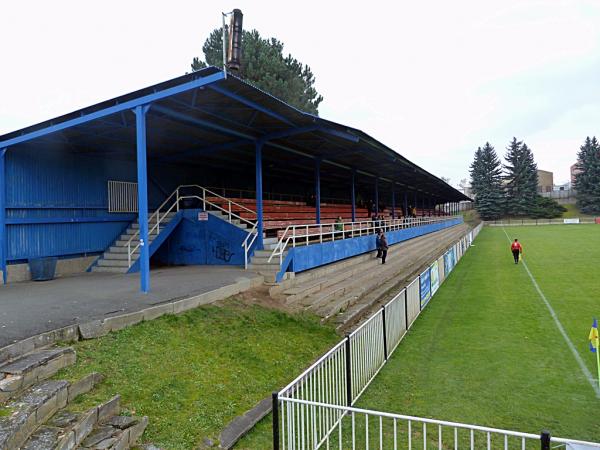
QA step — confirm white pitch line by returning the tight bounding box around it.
[501,227,600,398]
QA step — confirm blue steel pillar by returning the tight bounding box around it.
[391,185,395,219]
[351,169,356,222]
[315,158,321,224]
[255,141,264,250]
[0,148,6,284]
[135,105,151,293]
[375,178,379,215]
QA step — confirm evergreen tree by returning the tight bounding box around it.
[504,137,538,216]
[573,136,600,214]
[469,143,504,220]
[191,29,323,114]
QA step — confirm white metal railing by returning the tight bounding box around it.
[108,180,138,213]
[123,185,258,268]
[486,217,597,226]
[277,397,600,450]
[348,310,386,401]
[272,222,600,450]
[268,216,458,265]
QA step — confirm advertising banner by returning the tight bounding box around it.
[444,250,452,276]
[437,255,445,284]
[420,267,431,308]
[564,218,580,224]
[430,260,440,295]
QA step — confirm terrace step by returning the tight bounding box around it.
[78,414,148,450]
[90,266,128,274]
[334,226,469,330]
[0,347,76,404]
[114,236,156,247]
[19,390,145,450]
[0,380,70,449]
[207,211,253,230]
[101,253,132,261]
[108,247,139,255]
[97,259,130,268]
[21,406,98,450]
[277,224,467,323]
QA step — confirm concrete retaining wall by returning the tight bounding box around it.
[3,255,97,283]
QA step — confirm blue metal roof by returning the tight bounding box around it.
[0,66,469,202]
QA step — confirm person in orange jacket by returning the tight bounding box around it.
[511,238,523,264]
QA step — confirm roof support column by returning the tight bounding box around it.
[0,148,6,284]
[351,169,356,222]
[135,104,151,293]
[315,158,321,224]
[391,185,395,219]
[255,141,264,250]
[413,192,417,216]
[374,178,379,215]
[403,191,408,218]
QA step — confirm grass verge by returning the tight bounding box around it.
[55,299,339,450]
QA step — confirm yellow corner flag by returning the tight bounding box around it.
[589,318,600,388]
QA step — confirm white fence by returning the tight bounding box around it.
[107,180,138,213]
[272,222,600,450]
[277,398,600,450]
[486,217,597,226]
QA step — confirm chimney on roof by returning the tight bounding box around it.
[227,9,243,72]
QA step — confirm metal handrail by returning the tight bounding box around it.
[179,184,257,217]
[242,221,259,269]
[126,188,181,266]
[267,216,457,265]
[124,185,258,268]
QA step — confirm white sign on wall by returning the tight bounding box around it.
[563,218,580,224]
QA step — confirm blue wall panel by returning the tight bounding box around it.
[286,218,463,275]
[4,146,196,262]
[153,209,251,266]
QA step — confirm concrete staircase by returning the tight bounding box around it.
[0,346,147,449]
[206,210,255,232]
[271,224,468,331]
[92,212,177,274]
[247,238,286,283]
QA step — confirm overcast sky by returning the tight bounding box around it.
[2,0,599,186]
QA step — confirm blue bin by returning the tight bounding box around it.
[28,257,58,281]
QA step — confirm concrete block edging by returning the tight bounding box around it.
[0,275,264,364]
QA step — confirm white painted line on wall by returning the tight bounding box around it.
[501,227,600,398]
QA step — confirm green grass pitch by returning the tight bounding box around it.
[356,224,600,443]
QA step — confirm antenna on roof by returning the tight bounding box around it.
[221,9,243,79]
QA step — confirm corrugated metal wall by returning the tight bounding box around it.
[5,147,191,262]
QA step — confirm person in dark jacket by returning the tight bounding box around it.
[375,230,382,258]
[379,230,389,264]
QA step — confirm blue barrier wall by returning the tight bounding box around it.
[281,218,463,280]
[152,209,251,266]
[4,147,197,262]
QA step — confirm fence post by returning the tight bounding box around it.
[418,274,422,311]
[381,306,388,361]
[540,431,551,450]
[272,392,280,450]
[345,336,352,406]
[404,288,409,331]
